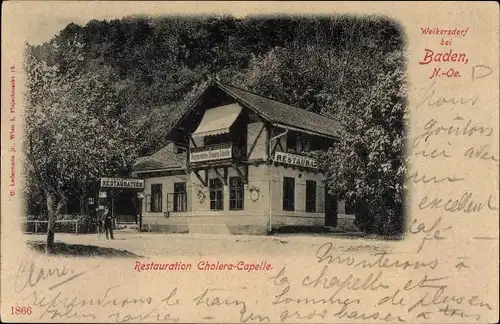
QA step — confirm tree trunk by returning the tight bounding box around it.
[45,190,65,254]
[45,192,56,254]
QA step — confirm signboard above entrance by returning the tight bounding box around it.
[190,143,232,163]
[100,177,144,189]
[273,151,318,169]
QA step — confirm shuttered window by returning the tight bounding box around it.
[209,178,223,210]
[151,184,162,212]
[229,177,244,210]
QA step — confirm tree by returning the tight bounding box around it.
[24,44,137,253]
[319,51,407,235]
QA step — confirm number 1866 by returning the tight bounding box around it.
[11,306,32,315]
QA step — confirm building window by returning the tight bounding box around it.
[299,134,312,153]
[306,180,316,212]
[229,177,244,210]
[286,132,297,152]
[151,184,162,212]
[310,137,324,151]
[209,178,223,210]
[283,177,295,211]
[173,182,187,212]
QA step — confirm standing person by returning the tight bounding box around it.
[103,206,114,240]
[96,207,104,240]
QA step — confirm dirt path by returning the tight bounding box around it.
[24,231,394,258]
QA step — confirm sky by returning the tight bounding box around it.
[13,2,250,46]
[26,13,122,45]
[12,1,389,46]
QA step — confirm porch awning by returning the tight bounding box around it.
[192,103,242,138]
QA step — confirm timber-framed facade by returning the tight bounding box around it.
[132,80,352,234]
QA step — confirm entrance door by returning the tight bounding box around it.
[114,191,138,223]
[325,186,338,227]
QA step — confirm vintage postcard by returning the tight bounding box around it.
[1,1,498,323]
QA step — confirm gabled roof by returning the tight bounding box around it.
[216,82,340,138]
[135,81,340,173]
[169,80,341,140]
[133,143,185,172]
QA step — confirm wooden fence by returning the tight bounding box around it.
[22,219,81,234]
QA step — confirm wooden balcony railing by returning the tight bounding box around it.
[190,143,245,163]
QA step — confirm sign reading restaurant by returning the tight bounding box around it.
[100,177,145,189]
[273,151,318,169]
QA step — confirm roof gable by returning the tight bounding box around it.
[168,79,340,141]
[217,82,340,138]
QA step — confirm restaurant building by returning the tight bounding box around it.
[132,80,356,234]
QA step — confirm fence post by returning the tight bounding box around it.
[35,221,38,233]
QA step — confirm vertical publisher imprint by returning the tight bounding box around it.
[9,65,16,197]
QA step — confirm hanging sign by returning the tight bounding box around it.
[100,177,144,189]
[190,144,232,163]
[273,151,318,169]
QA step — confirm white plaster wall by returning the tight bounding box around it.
[247,121,267,160]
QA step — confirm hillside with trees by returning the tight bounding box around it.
[24,15,407,251]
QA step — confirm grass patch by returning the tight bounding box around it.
[26,241,143,258]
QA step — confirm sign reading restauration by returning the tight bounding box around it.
[100,177,145,189]
[273,151,318,169]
